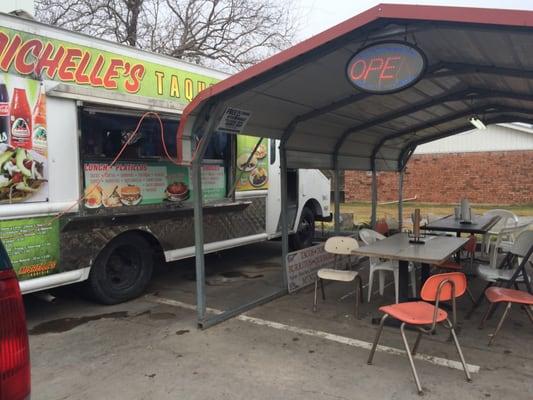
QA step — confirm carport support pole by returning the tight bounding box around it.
[398,169,404,231]
[333,157,341,234]
[280,141,289,288]
[192,121,217,327]
[370,159,377,228]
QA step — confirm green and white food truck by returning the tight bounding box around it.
[0,12,331,303]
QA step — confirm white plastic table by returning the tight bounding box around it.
[352,233,469,302]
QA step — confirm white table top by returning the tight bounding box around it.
[352,233,469,264]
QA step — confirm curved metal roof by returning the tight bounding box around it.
[178,3,533,171]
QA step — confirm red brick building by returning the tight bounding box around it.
[344,124,533,205]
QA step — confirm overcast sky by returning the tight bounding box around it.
[296,0,533,40]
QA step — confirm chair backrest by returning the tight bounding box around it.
[374,219,389,235]
[358,228,385,245]
[420,272,467,302]
[464,234,477,254]
[324,236,359,255]
[385,216,399,231]
[484,209,518,231]
[510,230,533,259]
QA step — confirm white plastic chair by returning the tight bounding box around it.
[313,236,363,318]
[482,209,518,256]
[359,228,417,303]
[486,223,530,269]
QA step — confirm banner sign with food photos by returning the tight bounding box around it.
[0,216,60,280]
[83,161,225,208]
[0,74,48,204]
[235,135,269,191]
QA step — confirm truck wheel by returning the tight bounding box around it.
[290,207,315,250]
[88,234,153,304]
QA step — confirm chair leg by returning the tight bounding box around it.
[447,320,472,382]
[367,268,375,303]
[478,302,495,329]
[466,288,476,304]
[524,305,533,324]
[367,314,388,365]
[320,278,326,300]
[393,268,399,304]
[411,332,423,356]
[354,276,361,319]
[466,282,492,319]
[400,322,423,394]
[313,277,319,312]
[379,270,385,296]
[488,302,512,346]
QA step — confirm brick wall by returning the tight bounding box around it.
[344,150,533,205]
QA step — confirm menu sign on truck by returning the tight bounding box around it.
[0,216,60,280]
[236,135,269,191]
[83,161,226,208]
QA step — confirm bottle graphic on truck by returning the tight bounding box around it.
[9,88,32,150]
[0,76,9,144]
[32,81,47,154]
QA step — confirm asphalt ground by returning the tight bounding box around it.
[26,241,533,400]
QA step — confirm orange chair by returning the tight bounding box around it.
[435,234,477,302]
[479,287,533,346]
[367,272,472,394]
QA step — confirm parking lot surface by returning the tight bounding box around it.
[27,242,533,400]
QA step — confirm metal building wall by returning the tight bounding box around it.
[415,124,533,154]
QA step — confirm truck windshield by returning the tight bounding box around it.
[0,241,12,271]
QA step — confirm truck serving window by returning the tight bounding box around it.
[80,109,179,160]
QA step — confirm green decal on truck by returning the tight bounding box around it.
[0,216,60,280]
[0,27,220,104]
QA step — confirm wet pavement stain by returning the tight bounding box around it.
[29,311,129,335]
[148,312,176,320]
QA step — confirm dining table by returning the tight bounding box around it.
[423,214,501,237]
[352,233,469,303]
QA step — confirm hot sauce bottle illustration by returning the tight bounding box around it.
[0,76,9,144]
[32,81,47,154]
[9,88,32,149]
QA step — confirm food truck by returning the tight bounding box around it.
[0,13,331,304]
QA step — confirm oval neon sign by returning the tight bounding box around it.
[346,42,426,94]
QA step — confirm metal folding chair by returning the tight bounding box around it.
[313,236,363,319]
[367,272,472,394]
[468,230,533,318]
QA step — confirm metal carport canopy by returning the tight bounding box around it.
[178,3,533,328]
[179,3,533,171]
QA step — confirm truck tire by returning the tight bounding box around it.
[290,207,315,250]
[88,233,153,304]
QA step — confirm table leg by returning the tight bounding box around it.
[398,259,409,303]
[421,263,430,287]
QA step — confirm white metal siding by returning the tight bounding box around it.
[415,124,533,154]
[0,1,34,15]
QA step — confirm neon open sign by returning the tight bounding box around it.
[346,42,426,94]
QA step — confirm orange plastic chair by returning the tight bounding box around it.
[479,287,533,346]
[367,272,472,394]
[435,235,477,302]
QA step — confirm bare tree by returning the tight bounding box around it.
[35,0,297,70]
